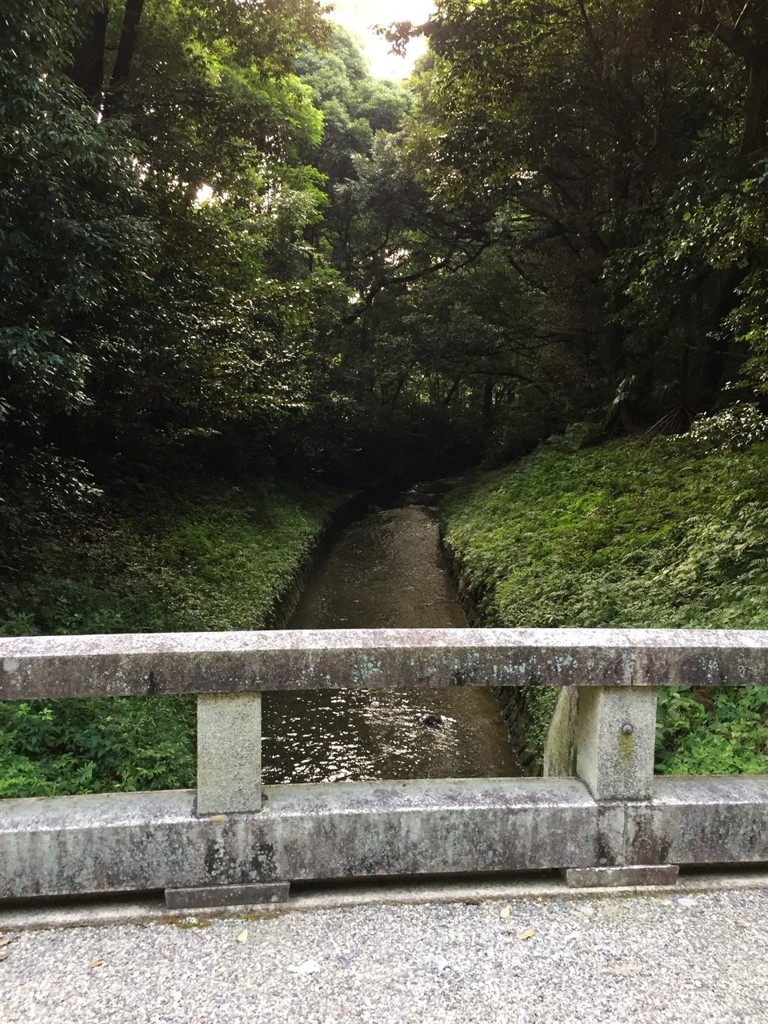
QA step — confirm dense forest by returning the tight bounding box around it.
[1,1,767,792]
[4,0,768,546]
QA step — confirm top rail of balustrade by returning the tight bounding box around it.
[1,627,768,701]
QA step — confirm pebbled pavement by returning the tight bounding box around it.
[2,889,768,1024]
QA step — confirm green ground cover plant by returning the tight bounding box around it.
[0,480,338,797]
[440,431,768,774]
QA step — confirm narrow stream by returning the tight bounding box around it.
[262,483,521,783]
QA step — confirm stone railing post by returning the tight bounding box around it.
[575,686,657,801]
[566,685,679,887]
[196,693,262,815]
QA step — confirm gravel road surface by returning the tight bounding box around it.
[2,889,768,1024]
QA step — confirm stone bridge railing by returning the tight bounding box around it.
[1,628,767,909]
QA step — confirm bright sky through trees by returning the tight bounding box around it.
[329,0,435,78]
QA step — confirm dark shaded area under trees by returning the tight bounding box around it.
[2,0,768,580]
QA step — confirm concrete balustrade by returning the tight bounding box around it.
[1,628,767,906]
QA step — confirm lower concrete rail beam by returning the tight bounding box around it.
[2,776,768,903]
[0,778,600,900]
[633,776,768,865]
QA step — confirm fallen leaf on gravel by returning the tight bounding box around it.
[464,898,481,906]
[287,960,321,976]
[0,939,12,947]
[499,905,511,919]
[89,959,105,969]
[235,930,248,944]
[518,929,535,941]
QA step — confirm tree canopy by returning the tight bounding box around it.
[2,0,767,566]
[403,0,768,429]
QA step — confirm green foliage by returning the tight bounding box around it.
[296,26,410,181]
[441,434,768,773]
[655,687,768,776]
[0,0,152,548]
[0,0,349,567]
[0,696,196,798]
[2,480,337,636]
[122,0,328,188]
[407,1,768,422]
[0,480,339,796]
[683,403,768,453]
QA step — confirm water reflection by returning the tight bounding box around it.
[262,485,520,783]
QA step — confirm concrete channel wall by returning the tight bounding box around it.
[267,489,370,629]
[441,538,544,773]
[1,628,768,906]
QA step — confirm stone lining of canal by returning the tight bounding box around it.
[262,482,521,784]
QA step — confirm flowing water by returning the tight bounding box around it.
[261,483,521,783]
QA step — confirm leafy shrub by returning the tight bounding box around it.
[683,403,768,453]
[655,687,768,775]
[0,479,338,796]
[0,696,196,797]
[441,435,768,773]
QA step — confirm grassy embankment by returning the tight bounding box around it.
[0,480,339,797]
[440,430,768,775]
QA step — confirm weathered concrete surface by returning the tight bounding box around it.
[164,881,289,910]
[575,687,657,800]
[564,865,679,887]
[196,693,262,815]
[0,778,612,900]
[3,869,768,932]
[2,627,767,699]
[543,687,579,777]
[630,775,768,865]
[2,775,768,902]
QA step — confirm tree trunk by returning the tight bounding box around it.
[741,60,768,154]
[104,0,145,117]
[70,2,109,108]
[695,266,745,409]
[481,377,495,433]
[442,377,464,407]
